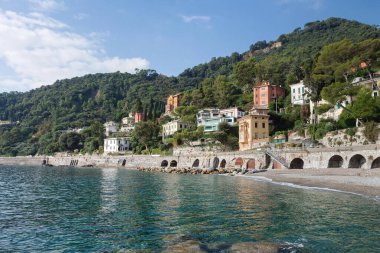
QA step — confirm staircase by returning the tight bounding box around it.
[265,149,289,169]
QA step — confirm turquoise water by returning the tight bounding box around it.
[0,166,379,252]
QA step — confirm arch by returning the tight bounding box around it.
[371,157,380,169]
[161,160,168,167]
[122,159,126,166]
[170,160,178,167]
[247,159,255,170]
[235,157,244,166]
[220,159,226,168]
[212,157,220,169]
[328,155,344,168]
[42,159,47,165]
[289,158,304,169]
[348,154,366,169]
[192,159,200,168]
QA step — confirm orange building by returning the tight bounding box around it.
[253,81,285,108]
[238,108,270,151]
[165,93,183,114]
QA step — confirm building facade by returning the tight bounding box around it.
[104,137,131,154]
[165,93,183,114]
[238,109,270,151]
[253,81,285,108]
[120,113,135,134]
[104,121,118,137]
[290,80,309,105]
[220,107,245,119]
[196,108,234,132]
[162,120,191,139]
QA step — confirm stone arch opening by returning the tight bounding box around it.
[122,159,126,166]
[235,157,244,167]
[289,158,304,169]
[328,155,344,168]
[348,154,366,168]
[161,160,168,167]
[42,159,47,165]
[170,160,178,167]
[371,157,380,169]
[212,157,220,169]
[192,159,200,168]
[247,159,255,170]
[220,159,226,168]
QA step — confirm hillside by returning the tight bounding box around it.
[180,18,380,81]
[0,17,379,156]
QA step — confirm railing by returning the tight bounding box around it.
[265,148,289,168]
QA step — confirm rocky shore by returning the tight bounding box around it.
[137,166,267,175]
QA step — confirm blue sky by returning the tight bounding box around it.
[0,0,379,92]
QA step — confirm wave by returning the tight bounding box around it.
[232,174,380,202]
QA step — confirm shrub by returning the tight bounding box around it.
[363,121,379,143]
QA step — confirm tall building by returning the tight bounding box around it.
[165,93,183,114]
[253,81,285,108]
[238,108,270,151]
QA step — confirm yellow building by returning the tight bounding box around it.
[165,93,183,114]
[238,109,269,151]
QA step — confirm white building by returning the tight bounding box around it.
[310,97,352,124]
[104,137,131,154]
[220,107,245,119]
[104,121,118,137]
[196,108,235,132]
[162,120,191,139]
[290,80,309,105]
[119,114,135,134]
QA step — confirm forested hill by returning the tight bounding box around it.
[179,17,380,80]
[0,17,379,156]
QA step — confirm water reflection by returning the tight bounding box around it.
[0,166,379,252]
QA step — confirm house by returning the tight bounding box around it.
[238,108,270,151]
[290,80,309,105]
[104,137,131,154]
[120,113,135,134]
[220,107,245,120]
[253,81,285,108]
[162,120,191,139]
[135,112,143,123]
[104,121,118,137]
[196,108,234,132]
[165,93,183,114]
[352,77,380,97]
[273,134,286,144]
[309,97,352,124]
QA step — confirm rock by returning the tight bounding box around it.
[229,242,291,253]
[162,240,205,253]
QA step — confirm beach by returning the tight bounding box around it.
[246,168,380,199]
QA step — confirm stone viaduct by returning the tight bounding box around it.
[0,144,379,170]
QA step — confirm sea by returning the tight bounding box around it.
[0,165,379,252]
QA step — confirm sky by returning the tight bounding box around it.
[0,0,379,92]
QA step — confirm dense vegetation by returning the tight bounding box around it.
[1,17,380,156]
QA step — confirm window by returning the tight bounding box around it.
[302,87,304,93]
[255,122,258,128]
[293,88,295,93]
[255,133,258,139]
[374,92,378,97]
[298,87,300,93]
[262,122,266,128]
[261,93,266,97]
[262,133,266,138]
[261,87,266,90]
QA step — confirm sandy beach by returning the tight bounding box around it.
[245,168,380,199]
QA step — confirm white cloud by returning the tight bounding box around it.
[28,0,66,12]
[180,15,211,23]
[0,10,150,92]
[277,0,323,10]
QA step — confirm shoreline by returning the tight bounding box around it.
[242,168,380,200]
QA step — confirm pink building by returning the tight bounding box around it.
[135,112,143,123]
[253,81,285,108]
